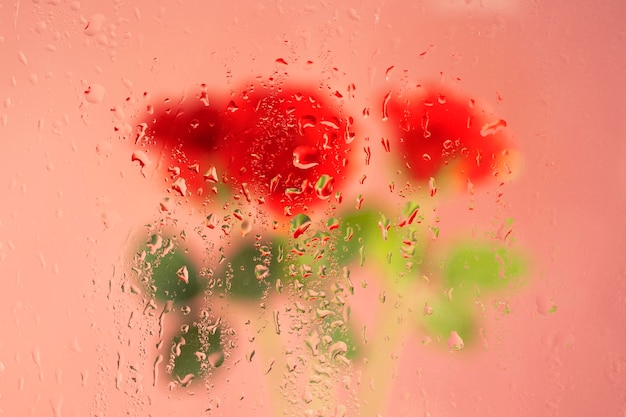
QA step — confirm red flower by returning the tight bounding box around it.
[222,83,355,215]
[385,84,517,187]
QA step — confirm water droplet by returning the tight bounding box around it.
[176,266,189,284]
[302,388,314,404]
[364,146,372,165]
[50,395,63,417]
[34,20,47,33]
[240,182,252,202]
[355,194,363,210]
[480,119,507,136]
[378,214,390,240]
[348,7,361,21]
[286,356,297,373]
[146,235,162,254]
[153,354,163,386]
[423,303,433,316]
[399,201,419,227]
[382,91,391,120]
[305,330,320,356]
[32,348,43,381]
[273,310,281,335]
[320,118,341,130]
[467,179,475,195]
[203,166,218,183]
[84,14,106,36]
[290,214,311,238]
[298,114,317,131]
[205,213,217,229]
[225,100,239,113]
[17,50,28,66]
[240,219,252,237]
[83,83,106,104]
[208,351,224,368]
[173,337,187,357]
[326,217,340,230]
[300,264,313,278]
[536,295,558,316]
[381,137,391,152]
[172,177,187,196]
[447,331,464,351]
[293,145,320,169]
[314,174,334,199]
[254,264,269,281]
[269,174,282,193]
[316,308,333,319]
[177,373,194,386]
[158,197,171,212]
[198,83,210,106]
[329,341,348,361]
[345,117,356,144]
[131,150,150,168]
[135,122,148,144]
[285,187,303,201]
[230,210,242,222]
[429,177,437,197]
[422,112,431,138]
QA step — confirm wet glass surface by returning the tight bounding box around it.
[1,1,625,416]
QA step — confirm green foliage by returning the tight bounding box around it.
[443,242,527,291]
[332,209,424,279]
[139,235,206,304]
[218,240,286,299]
[172,323,222,380]
[327,321,360,360]
[421,298,476,345]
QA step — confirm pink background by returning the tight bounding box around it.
[1,0,625,416]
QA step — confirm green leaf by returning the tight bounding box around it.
[326,321,360,360]
[332,209,424,279]
[139,235,205,304]
[443,242,527,291]
[172,322,222,380]
[218,240,286,299]
[421,298,476,346]
[331,210,370,266]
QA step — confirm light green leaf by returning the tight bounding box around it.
[443,242,527,291]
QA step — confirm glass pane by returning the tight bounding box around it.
[1,1,624,416]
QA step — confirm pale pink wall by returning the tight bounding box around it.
[1,1,625,416]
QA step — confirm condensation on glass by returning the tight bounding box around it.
[1,1,624,416]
